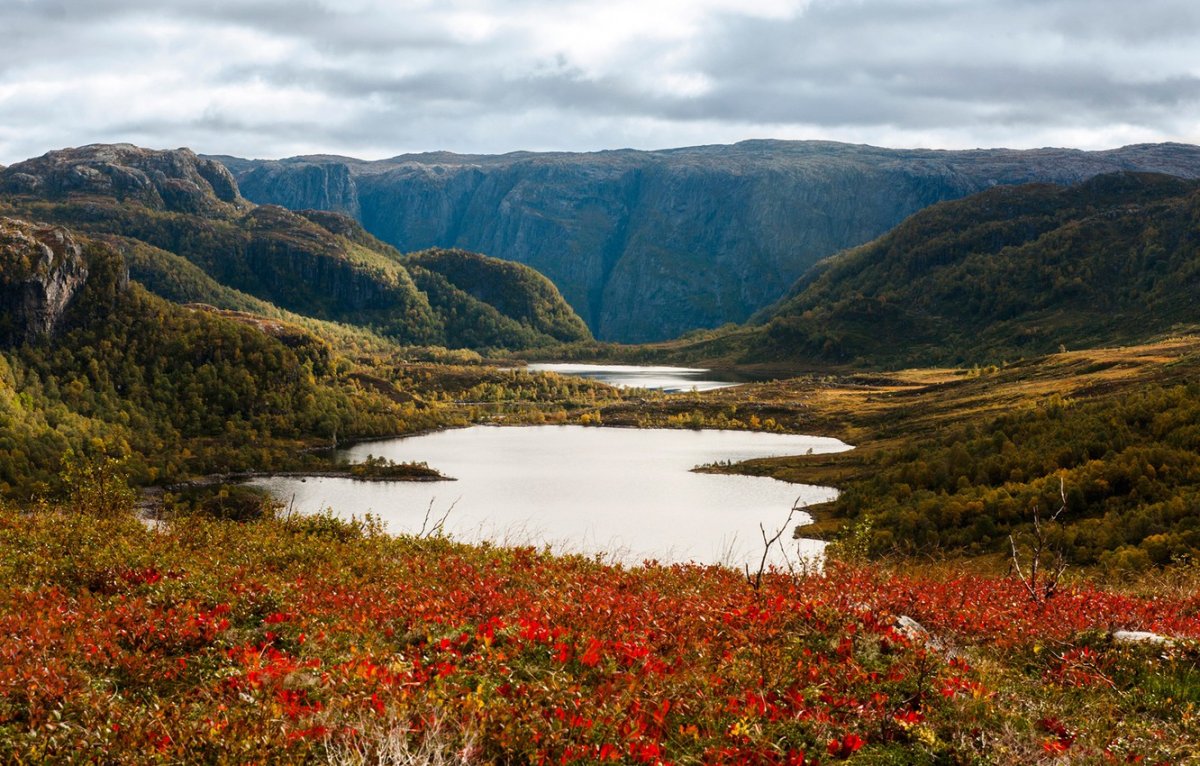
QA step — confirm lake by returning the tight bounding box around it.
[250,425,852,570]
[524,363,742,392]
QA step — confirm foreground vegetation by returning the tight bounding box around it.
[1,498,1197,764]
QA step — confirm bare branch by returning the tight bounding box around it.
[1009,533,1039,601]
[745,505,797,591]
[417,497,459,539]
[1049,475,1068,523]
[1009,476,1071,602]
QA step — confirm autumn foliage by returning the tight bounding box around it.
[0,507,1196,764]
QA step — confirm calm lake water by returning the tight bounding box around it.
[525,363,741,392]
[251,425,851,570]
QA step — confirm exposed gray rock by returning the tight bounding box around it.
[213,140,1200,342]
[1,144,247,214]
[894,615,947,651]
[239,161,359,218]
[1112,630,1174,646]
[0,217,90,344]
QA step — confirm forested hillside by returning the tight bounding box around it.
[217,141,1200,341]
[668,172,1200,368]
[0,217,450,496]
[0,145,590,352]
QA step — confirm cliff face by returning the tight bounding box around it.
[0,145,593,351]
[0,218,90,345]
[733,172,1200,367]
[2,144,246,214]
[239,161,360,218]
[215,141,1200,342]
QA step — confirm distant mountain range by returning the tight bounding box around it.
[0,144,590,351]
[4,142,1200,371]
[212,141,1200,342]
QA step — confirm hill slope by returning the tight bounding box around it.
[0,145,590,351]
[406,248,591,350]
[0,217,437,495]
[215,141,1200,341]
[695,172,1200,368]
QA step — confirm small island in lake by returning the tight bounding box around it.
[344,455,450,482]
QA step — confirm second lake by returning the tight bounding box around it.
[251,425,852,570]
[524,363,743,392]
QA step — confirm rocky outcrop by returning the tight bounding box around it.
[239,161,360,218]
[1,144,246,214]
[214,141,1200,342]
[0,218,90,344]
[0,145,594,352]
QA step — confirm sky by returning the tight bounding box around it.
[1,0,1198,164]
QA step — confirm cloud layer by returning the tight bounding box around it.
[1,0,1198,163]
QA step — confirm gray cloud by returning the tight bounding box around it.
[0,0,1197,164]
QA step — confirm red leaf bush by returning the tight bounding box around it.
[0,508,1195,763]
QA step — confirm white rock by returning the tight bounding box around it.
[1112,630,1173,645]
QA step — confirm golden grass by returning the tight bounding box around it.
[655,334,1200,509]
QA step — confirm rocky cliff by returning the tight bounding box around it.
[214,141,1200,342]
[238,160,360,218]
[0,145,592,351]
[0,218,90,345]
[690,172,1200,368]
[3,144,245,214]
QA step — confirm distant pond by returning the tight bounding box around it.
[524,363,745,392]
[251,425,852,570]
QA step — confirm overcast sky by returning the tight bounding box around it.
[1,0,1198,164]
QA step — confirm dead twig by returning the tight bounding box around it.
[418,497,459,539]
[745,498,802,590]
[1009,476,1069,602]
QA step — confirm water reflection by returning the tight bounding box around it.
[525,363,741,392]
[252,425,851,570]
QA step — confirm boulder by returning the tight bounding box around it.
[1112,630,1174,646]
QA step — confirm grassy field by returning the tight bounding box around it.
[605,336,1200,552]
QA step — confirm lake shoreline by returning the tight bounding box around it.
[136,467,455,520]
[251,424,850,569]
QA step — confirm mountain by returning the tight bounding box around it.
[707,172,1200,367]
[0,145,590,351]
[214,141,1200,342]
[405,248,594,350]
[4,143,243,212]
[0,216,424,494]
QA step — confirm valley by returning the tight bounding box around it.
[1,141,1199,763]
[216,141,1200,342]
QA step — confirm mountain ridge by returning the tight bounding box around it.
[674,170,1200,368]
[0,144,591,351]
[214,140,1200,341]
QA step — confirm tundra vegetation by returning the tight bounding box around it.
[0,149,1199,762]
